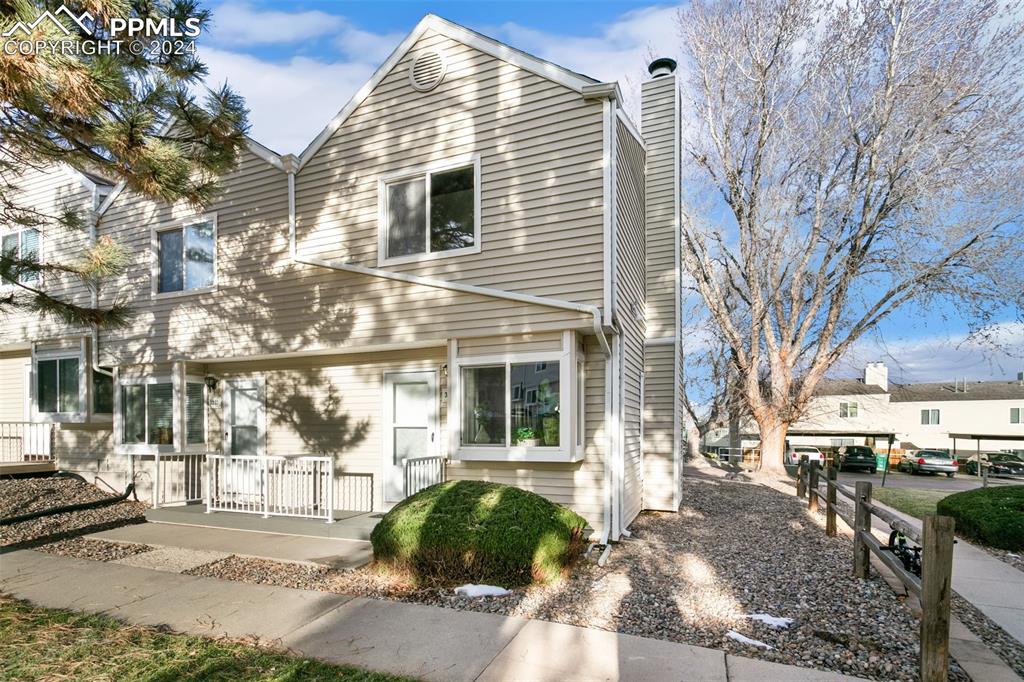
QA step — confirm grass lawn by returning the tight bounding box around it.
[871,487,951,519]
[0,597,413,682]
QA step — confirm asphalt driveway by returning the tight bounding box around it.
[837,468,1019,491]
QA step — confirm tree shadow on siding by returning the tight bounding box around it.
[263,370,370,456]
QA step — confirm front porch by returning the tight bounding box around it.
[144,503,382,542]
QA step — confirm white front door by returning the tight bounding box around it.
[383,370,438,503]
[220,379,265,502]
[223,379,264,456]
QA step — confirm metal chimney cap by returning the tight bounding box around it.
[648,57,677,77]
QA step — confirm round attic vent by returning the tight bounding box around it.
[409,49,446,92]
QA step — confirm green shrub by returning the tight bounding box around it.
[370,480,588,586]
[936,485,1024,551]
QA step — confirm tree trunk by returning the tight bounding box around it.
[757,417,789,476]
[686,424,702,459]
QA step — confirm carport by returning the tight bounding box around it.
[949,432,1024,481]
[782,429,897,481]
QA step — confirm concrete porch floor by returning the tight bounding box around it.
[143,503,382,541]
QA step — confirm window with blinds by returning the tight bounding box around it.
[2,228,40,285]
[121,383,175,445]
[186,382,205,444]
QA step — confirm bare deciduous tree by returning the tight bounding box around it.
[676,0,1024,474]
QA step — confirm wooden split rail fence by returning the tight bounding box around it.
[796,456,956,682]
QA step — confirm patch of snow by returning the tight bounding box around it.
[727,630,774,650]
[744,613,794,629]
[454,584,510,598]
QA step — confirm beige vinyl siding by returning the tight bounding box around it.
[447,333,608,536]
[641,75,680,511]
[457,332,563,357]
[0,164,96,347]
[296,29,606,305]
[97,146,594,365]
[614,120,647,526]
[205,347,445,512]
[0,351,29,420]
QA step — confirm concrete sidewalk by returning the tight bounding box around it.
[91,522,372,569]
[867,500,1024,645]
[0,550,864,682]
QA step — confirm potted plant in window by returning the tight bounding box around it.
[513,426,539,448]
[537,379,560,446]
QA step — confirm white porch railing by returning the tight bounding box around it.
[0,422,54,462]
[207,454,335,522]
[404,455,445,497]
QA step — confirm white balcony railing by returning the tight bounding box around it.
[404,455,445,497]
[0,422,54,463]
[207,454,335,522]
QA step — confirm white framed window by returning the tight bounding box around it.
[377,154,481,266]
[449,332,584,463]
[33,351,85,418]
[116,374,207,453]
[576,355,586,449]
[1011,407,1021,424]
[921,408,940,425]
[839,401,858,418]
[152,215,217,297]
[2,227,41,286]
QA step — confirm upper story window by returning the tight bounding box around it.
[921,408,940,425]
[379,155,480,265]
[1012,407,1021,424]
[839,401,859,418]
[154,217,216,296]
[2,227,41,285]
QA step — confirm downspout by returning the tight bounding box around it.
[87,211,113,379]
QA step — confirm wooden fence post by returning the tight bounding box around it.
[825,463,837,537]
[853,480,872,579]
[808,461,820,512]
[796,455,808,497]
[920,515,955,682]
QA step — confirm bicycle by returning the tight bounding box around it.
[884,530,922,577]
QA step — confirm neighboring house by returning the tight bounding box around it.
[709,362,1024,455]
[0,15,684,541]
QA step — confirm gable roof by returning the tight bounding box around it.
[890,380,1024,403]
[813,379,888,397]
[296,13,601,172]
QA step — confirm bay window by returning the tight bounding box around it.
[462,361,560,448]
[379,155,480,264]
[154,217,216,295]
[118,377,207,451]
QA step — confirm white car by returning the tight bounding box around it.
[792,446,826,467]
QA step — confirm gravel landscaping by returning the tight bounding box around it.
[951,593,1024,678]
[978,544,1024,573]
[187,477,961,681]
[35,537,154,562]
[0,477,147,548]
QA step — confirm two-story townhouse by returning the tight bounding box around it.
[0,15,684,541]
[708,362,1024,457]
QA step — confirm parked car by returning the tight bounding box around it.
[963,453,1024,478]
[792,446,826,467]
[838,445,877,473]
[897,449,958,477]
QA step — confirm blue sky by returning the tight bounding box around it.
[196,1,1023,384]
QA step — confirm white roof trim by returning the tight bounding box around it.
[616,108,646,152]
[296,13,597,171]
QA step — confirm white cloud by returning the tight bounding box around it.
[208,2,345,46]
[834,322,1024,383]
[201,46,376,154]
[490,5,686,120]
